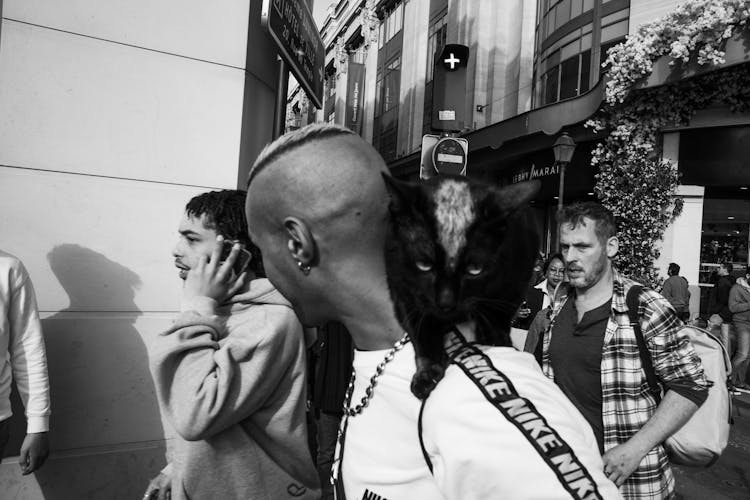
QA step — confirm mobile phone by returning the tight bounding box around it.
[220,240,252,276]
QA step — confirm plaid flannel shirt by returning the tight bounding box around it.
[541,269,709,500]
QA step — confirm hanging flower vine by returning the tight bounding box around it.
[586,0,750,286]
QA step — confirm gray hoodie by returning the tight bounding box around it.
[149,278,319,499]
[729,277,750,326]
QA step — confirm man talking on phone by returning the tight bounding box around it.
[144,190,319,500]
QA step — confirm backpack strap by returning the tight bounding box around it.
[626,285,662,403]
[417,398,434,473]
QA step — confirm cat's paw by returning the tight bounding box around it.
[410,365,446,400]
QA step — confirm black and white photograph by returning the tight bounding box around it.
[0,1,748,499]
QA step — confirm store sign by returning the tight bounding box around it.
[511,163,560,184]
[262,0,325,108]
[345,62,365,134]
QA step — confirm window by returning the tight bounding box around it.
[570,0,583,18]
[426,14,448,83]
[544,65,559,105]
[533,2,630,107]
[374,2,405,160]
[556,0,571,29]
[379,3,404,48]
[579,50,591,93]
[601,19,628,43]
[374,75,383,116]
[382,57,401,112]
[323,73,336,123]
[559,56,579,99]
[538,47,593,105]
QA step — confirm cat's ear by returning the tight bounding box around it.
[487,180,540,215]
[382,172,420,214]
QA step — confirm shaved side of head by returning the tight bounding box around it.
[245,123,395,328]
[248,123,356,186]
[247,124,390,253]
[246,123,417,348]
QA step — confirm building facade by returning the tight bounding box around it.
[0,0,285,497]
[293,0,750,320]
[295,0,536,160]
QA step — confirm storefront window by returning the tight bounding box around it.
[698,197,750,315]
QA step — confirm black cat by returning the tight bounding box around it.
[382,173,540,399]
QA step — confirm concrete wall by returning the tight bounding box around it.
[0,1,277,497]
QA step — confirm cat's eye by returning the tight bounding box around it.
[415,261,433,272]
[466,264,483,276]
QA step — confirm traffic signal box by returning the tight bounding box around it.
[431,44,469,132]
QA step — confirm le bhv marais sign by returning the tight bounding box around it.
[510,163,561,184]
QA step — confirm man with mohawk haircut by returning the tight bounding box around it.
[245,123,622,500]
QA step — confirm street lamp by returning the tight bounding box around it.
[553,132,576,249]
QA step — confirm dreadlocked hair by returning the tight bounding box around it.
[185,189,265,277]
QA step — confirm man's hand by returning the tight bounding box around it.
[19,432,49,475]
[516,307,532,319]
[183,236,247,304]
[602,440,647,487]
[144,470,172,500]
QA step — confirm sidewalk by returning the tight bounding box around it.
[732,387,750,410]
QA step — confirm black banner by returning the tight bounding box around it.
[346,62,365,134]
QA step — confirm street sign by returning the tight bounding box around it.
[431,44,470,132]
[432,137,468,176]
[420,134,440,179]
[262,0,325,108]
[420,135,468,179]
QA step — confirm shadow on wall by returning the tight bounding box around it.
[4,244,166,499]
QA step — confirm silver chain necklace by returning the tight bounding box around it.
[342,332,410,417]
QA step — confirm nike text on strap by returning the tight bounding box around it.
[441,328,604,500]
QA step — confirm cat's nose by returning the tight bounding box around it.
[437,289,456,311]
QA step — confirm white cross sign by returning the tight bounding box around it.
[444,53,460,69]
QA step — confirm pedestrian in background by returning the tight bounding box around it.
[538,202,709,499]
[0,249,51,475]
[144,190,319,500]
[708,263,735,354]
[310,321,353,500]
[729,270,750,390]
[662,263,690,322]
[517,253,566,363]
[529,252,545,286]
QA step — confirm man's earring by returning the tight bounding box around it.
[296,260,311,275]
